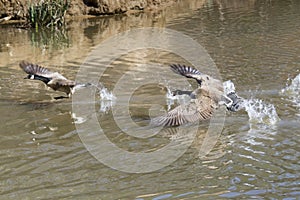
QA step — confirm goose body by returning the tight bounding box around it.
[151,64,243,126]
[19,61,83,98]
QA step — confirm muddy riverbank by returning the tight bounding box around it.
[0,0,177,21]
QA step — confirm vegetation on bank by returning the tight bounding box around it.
[27,0,69,29]
[25,0,70,51]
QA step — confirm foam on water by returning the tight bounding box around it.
[281,73,300,107]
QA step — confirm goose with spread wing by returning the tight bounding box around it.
[151,64,244,126]
[19,61,90,99]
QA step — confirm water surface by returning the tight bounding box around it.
[1,0,299,199]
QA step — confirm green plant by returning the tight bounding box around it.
[28,0,69,29]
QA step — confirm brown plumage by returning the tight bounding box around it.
[151,64,225,127]
[19,61,77,97]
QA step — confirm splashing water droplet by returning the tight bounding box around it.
[223,80,236,94]
[166,88,176,111]
[224,80,279,127]
[99,86,116,101]
[98,86,116,113]
[244,98,280,127]
[72,112,87,124]
[281,73,300,107]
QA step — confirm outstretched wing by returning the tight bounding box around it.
[19,61,67,80]
[20,61,51,76]
[151,94,214,126]
[170,64,205,84]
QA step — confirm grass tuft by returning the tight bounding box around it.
[27,0,69,29]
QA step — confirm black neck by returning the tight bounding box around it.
[33,75,51,84]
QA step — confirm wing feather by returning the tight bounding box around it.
[19,61,51,76]
[170,64,204,82]
[151,95,215,127]
[19,61,67,80]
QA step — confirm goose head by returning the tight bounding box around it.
[24,74,35,79]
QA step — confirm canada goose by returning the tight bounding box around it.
[151,64,244,126]
[19,61,89,99]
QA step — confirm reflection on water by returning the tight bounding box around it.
[30,28,70,51]
[1,0,300,199]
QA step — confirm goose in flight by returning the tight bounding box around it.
[151,64,244,126]
[19,61,90,99]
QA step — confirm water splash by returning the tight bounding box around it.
[165,88,176,111]
[72,112,87,124]
[223,80,236,94]
[165,88,192,111]
[99,86,116,101]
[72,85,116,123]
[98,85,116,113]
[224,80,279,127]
[244,98,280,127]
[281,73,300,107]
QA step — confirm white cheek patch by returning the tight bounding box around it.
[30,75,35,79]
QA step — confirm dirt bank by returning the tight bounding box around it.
[0,0,177,21]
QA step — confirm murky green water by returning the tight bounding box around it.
[1,0,299,199]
